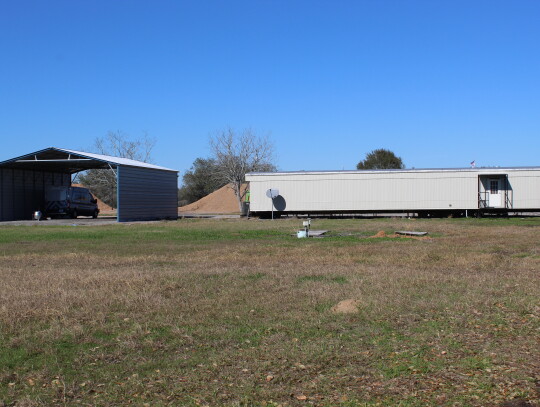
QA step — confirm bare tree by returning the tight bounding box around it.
[94,131,155,163]
[79,131,156,208]
[210,128,276,211]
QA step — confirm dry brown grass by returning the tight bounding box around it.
[0,217,538,406]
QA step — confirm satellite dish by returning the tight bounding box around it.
[266,189,279,199]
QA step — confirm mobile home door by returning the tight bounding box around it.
[487,178,502,207]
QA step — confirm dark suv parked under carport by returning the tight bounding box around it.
[45,186,100,219]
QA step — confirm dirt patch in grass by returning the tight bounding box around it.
[331,299,361,314]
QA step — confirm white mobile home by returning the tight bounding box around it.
[246,167,540,217]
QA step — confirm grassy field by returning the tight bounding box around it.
[0,217,539,406]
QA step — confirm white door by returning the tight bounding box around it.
[488,179,502,207]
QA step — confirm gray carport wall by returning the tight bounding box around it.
[0,147,178,222]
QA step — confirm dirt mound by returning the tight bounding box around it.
[331,299,361,314]
[72,184,115,214]
[179,184,246,214]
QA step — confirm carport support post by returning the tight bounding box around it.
[116,165,121,222]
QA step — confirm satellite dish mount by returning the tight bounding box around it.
[266,189,279,220]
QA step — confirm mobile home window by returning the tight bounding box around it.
[490,180,499,194]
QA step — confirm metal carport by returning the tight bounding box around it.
[0,147,178,222]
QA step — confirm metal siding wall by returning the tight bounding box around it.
[508,171,540,209]
[34,171,44,214]
[13,170,25,219]
[0,169,70,221]
[24,171,33,217]
[0,169,14,221]
[117,165,178,222]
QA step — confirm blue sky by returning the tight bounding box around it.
[1,1,539,178]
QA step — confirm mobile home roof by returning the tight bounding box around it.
[247,166,540,177]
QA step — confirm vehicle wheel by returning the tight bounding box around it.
[92,210,98,219]
[71,209,78,219]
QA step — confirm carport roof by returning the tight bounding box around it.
[0,147,177,174]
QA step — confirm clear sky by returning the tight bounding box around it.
[1,0,539,177]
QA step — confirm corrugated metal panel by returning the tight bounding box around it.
[0,169,70,221]
[1,169,14,221]
[117,165,178,222]
[246,169,540,213]
[0,147,177,173]
[61,148,177,172]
